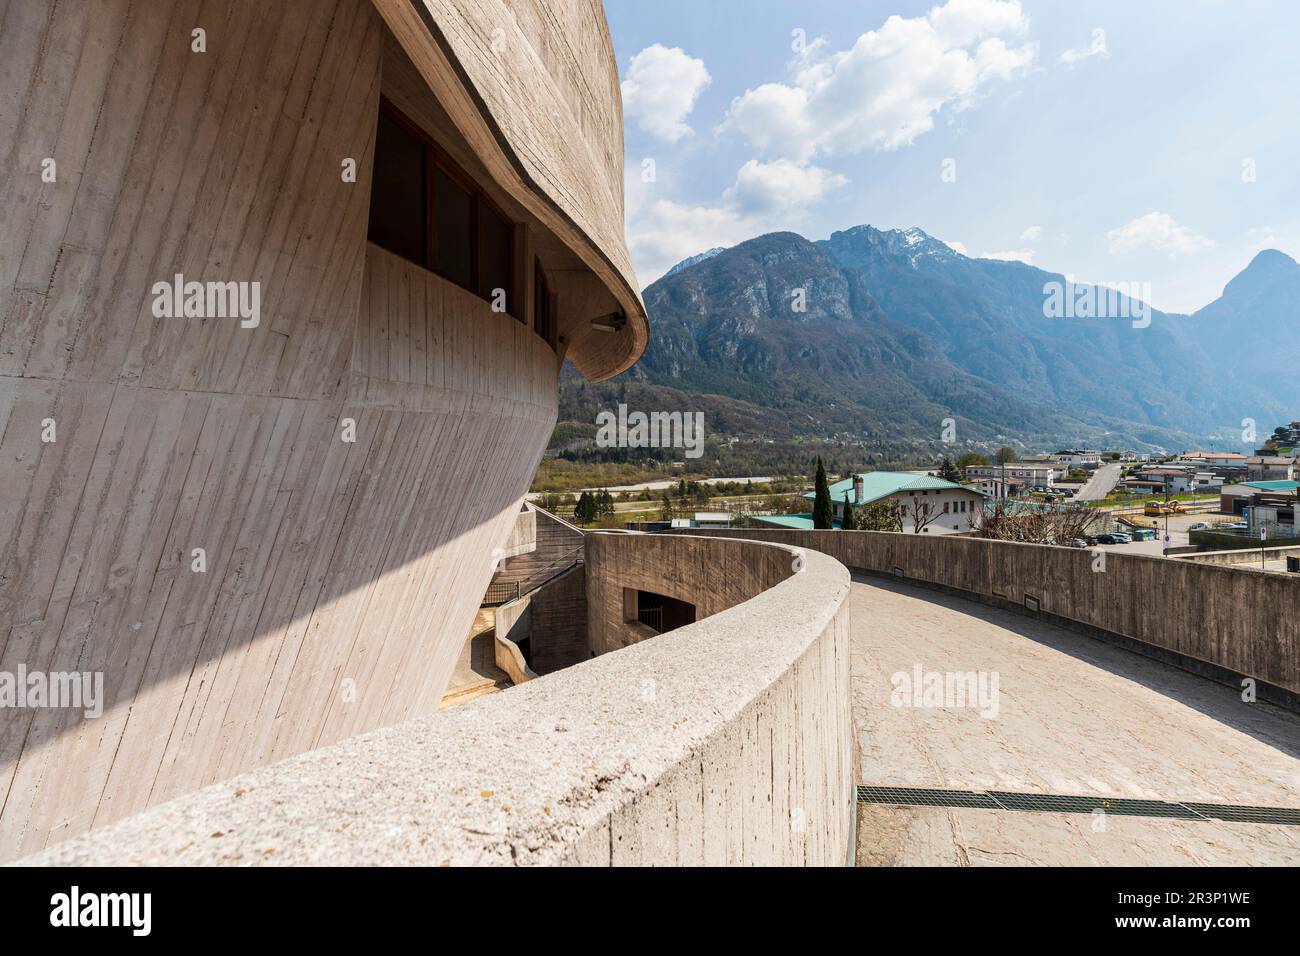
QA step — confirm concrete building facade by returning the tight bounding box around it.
[0,0,644,859]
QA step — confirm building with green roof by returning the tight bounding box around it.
[753,472,988,533]
[1240,480,1300,493]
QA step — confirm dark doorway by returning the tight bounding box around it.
[634,589,696,634]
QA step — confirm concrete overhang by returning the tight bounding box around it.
[373,0,648,381]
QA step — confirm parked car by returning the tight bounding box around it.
[1096,533,1128,544]
[1188,522,1210,531]
[1222,522,1248,531]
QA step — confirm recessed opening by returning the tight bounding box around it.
[623,587,696,635]
[367,98,520,321]
[368,108,427,264]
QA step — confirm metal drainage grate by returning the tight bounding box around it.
[988,791,1206,820]
[857,785,1300,826]
[856,786,1000,810]
[1184,803,1300,826]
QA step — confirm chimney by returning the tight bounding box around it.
[853,474,864,504]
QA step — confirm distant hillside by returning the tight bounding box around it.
[817,225,1288,438]
[1182,249,1300,411]
[555,225,1295,463]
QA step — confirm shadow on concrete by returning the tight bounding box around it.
[851,571,1300,763]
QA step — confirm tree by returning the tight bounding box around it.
[573,491,594,524]
[957,452,990,471]
[937,456,963,483]
[812,457,833,529]
[899,497,939,533]
[860,500,903,532]
[660,493,673,520]
[995,446,1018,465]
[840,491,858,530]
[974,497,1102,543]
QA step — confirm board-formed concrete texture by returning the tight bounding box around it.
[21,536,854,866]
[0,0,645,859]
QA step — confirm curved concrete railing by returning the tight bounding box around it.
[683,529,1300,703]
[22,534,853,866]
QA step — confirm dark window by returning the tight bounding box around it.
[433,166,474,289]
[479,201,514,317]
[368,110,427,265]
[534,261,554,346]
[367,98,517,310]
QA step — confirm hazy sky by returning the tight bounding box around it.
[605,0,1300,313]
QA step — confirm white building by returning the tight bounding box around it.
[1179,451,1248,469]
[783,472,987,533]
[968,475,1027,499]
[693,512,732,529]
[965,463,1056,490]
[1052,450,1102,468]
[1019,455,1068,480]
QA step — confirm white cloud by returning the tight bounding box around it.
[721,0,1035,159]
[937,239,1033,262]
[978,248,1035,264]
[625,157,848,284]
[1107,212,1216,257]
[624,195,750,288]
[723,159,847,217]
[1059,28,1108,65]
[621,45,711,143]
[1019,225,1042,241]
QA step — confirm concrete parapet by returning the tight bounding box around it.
[23,535,853,866]
[682,529,1300,702]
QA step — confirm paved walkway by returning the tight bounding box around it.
[851,575,1300,865]
[438,612,511,710]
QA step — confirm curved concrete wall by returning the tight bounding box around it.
[0,0,624,859]
[23,534,855,866]
[586,532,806,656]
[684,529,1300,698]
[373,0,647,379]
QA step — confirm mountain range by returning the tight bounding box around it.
[556,225,1300,459]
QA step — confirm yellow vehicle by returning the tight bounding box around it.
[1143,501,1183,517]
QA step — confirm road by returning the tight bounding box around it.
[528,475,777,498]
[851,575,1300,865]
[1075,462,1122,501]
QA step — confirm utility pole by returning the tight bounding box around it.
[1162,474,1174,553]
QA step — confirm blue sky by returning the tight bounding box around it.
[606,0,1300,313]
